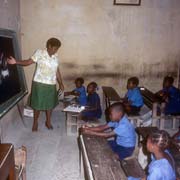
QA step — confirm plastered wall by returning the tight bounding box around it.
[20,0,180,97]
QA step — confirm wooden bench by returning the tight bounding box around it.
[121,156,145,178]
[78,134,126,180]
[0,144,15,180]
[140,87,180,129]
[102,86,121,109]
[139,87,160,119]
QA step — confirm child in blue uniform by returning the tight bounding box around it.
[82,82,102,120]
[128,130,176,180]
[156,76,180,115]
[124,77,144,115]
[65,77,87,106]
[82,102,136,159]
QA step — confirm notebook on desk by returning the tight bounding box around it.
[63,104,85,113]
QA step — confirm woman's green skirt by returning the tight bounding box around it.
[30,81,58,110]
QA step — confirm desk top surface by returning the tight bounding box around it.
[81,134,126,180]
[102,86,121,101]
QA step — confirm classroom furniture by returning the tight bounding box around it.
[14,146,27,180]
[102,86,121,109]
[63,106,83,136]
[140,87,180,129]
[139,87,159,119]
[78,134,126,180]
[121,156,145,178]
[0,144,15,180]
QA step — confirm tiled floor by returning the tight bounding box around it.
[3,104,179,180]
[4,105,85,180]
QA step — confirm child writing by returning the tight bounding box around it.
[65,77,87,106]
[82,82,102,120]
[123,77,144,115]
[82,102,136,160]
[128,130,176,180]
[7,38,64,131]
[156,76,180,115]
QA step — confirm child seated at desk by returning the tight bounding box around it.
[156,76,180,115]
[82,82,102,120]
[128,130,176,180]
[123,77,144,115]
[65,77,87,106]
[82,102,136,160]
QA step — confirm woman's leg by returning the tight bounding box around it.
[32,110,40,131]
[45,110,53,129]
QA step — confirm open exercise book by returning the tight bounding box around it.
[63,104,85,113]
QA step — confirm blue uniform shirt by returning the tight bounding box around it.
[128,151,176,180]
[74,86,87,106]
[108,116,136,147]
[85,92,102,119]
[163,86,180,115]
[126,87,144,107]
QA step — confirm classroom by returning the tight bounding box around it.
[0,0,180,180]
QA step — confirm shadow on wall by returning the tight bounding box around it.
[61,60,178,95]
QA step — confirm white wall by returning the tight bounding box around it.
[20,0,180,97]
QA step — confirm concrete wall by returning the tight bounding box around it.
[20,0,180,97]
[0,0,21,141]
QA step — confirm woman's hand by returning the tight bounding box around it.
[7,56,17,65]
[59,83,64,91]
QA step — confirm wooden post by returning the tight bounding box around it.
[152,102,158,126]
[160,102,166,129]
[177,61,180,89]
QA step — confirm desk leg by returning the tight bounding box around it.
[160,116,165,130]
[17,103,26,127]
[172,117,176,129]
[77,136,82,174]
[8,147,16,180]
[8,166,15,180]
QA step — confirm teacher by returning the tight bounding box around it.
[8,38,64,132]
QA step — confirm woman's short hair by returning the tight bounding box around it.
[46,38,61,48]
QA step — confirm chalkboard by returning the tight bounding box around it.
[0,29,28,118]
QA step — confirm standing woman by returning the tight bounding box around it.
[8,38,64,131]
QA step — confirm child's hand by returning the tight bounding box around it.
[82,129,94,135]
[7,56,17,65]
[82,125,89,129]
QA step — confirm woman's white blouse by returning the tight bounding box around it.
[31,49,59,85]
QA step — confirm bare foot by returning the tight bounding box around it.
[32,123,38,132]
[45,122,53,130]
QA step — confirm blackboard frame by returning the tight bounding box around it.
[0,29,28,119]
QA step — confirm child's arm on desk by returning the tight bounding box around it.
[83,124,110,132]
[64,91,80,96]
[82,128,115,138]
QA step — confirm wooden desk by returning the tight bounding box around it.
[0,144,15,180]
[79,134,126,180]
[139,87,157,109]
[102,86,121,109]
